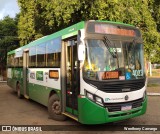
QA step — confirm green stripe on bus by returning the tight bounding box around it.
[62,31,78,39]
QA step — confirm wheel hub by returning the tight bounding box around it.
[52,101,61,114]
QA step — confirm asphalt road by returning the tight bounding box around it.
[0,83,160,134]
[148,77,160,85]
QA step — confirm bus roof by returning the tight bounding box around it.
[7,20,135,55]
[95,20,134,27]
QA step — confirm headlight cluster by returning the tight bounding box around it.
[85,90,104,106]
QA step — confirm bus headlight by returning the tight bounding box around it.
[95,96,103,106]
[85,90,104,106]
[86,92,94,100]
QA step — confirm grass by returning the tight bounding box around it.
[149,69,160,77]
[147,83,160,87]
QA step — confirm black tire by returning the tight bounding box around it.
[48,94,66,121]
[16,83,22,99]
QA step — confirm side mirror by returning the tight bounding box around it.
[78,44,85,61]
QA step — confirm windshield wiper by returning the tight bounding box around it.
[103,36,120,69]
[103,36,117,58]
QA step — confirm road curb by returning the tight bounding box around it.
[147,92,160,96]
[0,81,7,83]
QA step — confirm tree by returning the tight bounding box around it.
[148,0,160,63]
[0,15,20,68]
[150,0,160,32]
[17,0,160,63]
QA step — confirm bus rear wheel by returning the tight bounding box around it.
[16,83,22,99]
[48,94,66,121]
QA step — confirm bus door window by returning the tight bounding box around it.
[67,45,71,87]
[66,39,79,111]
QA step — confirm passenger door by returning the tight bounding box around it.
[23,50,29,98]
[65,38,80,115]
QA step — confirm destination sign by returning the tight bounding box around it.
[49,70,59,79]
[98,71,119,80]
[86,22,141,37]
[95,24,135,37]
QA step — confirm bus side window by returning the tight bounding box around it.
[37,43,46,67]
[14,57,19,67]
[19,57,23,67]
[7,55,11,67]
[46,40,54,67]
[11,55,15,67]
[29,46,36,67]
[46,37,61,67]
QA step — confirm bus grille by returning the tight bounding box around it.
[104,98,143,112]
[84,78,145,93]
[99,81,145,93]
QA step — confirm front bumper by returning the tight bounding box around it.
[78,96,147,124]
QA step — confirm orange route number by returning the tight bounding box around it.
[49,70,59,79]
[102,71,119,80]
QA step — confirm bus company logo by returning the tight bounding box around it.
[105,97,124,102]
[105,98,110,101]
[36,71,43,81]
[125,95,129,101]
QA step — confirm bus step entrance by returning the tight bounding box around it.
[24,95,29,99]
[62,112,78,121]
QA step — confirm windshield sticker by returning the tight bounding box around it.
[110,48,122,53]
[132,70,143,77]
[125,72,131,80]
[119,76,125,80]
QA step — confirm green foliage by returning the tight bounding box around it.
[0,15,20,66]
[151,0,160,32]
[17,0,160,63]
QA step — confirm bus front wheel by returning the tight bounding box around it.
[48,94,66,121]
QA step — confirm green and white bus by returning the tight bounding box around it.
[7,20,147,124]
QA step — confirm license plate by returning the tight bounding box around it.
[121,105,132,111]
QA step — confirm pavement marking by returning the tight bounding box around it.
[147,92,160,96]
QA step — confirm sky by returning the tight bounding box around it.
[0,0,20,20]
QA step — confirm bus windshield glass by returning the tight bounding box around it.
[83,39,145,81]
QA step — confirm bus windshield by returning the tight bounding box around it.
[83,39,145,81]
